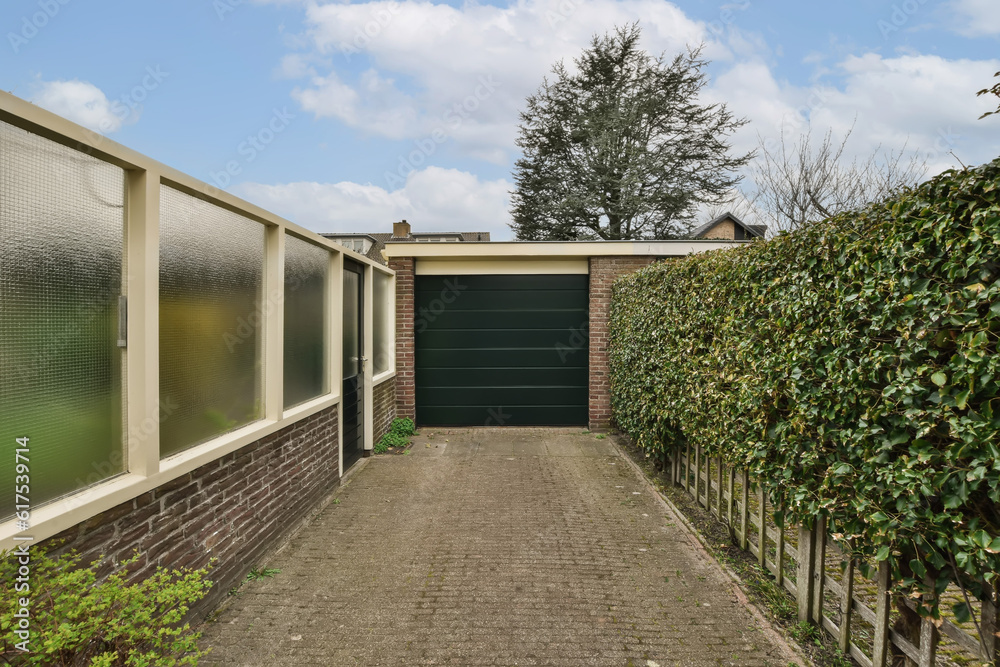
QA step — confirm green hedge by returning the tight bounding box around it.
[609,159,1000,612]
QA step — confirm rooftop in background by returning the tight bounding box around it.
[689,213,766,241]
[323,220,491,264]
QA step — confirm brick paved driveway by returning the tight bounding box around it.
[199,429,795,666]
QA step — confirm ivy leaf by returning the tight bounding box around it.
[952,602,973,624]
[954,389,971,410]
[931,372,948,387]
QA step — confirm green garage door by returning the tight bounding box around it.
[415,274,589,426]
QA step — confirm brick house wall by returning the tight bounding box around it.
[42,405,340,617]
[387,257,415,421]
[588,256,656,430]
[702,219,736,240]
[373,377,397,443]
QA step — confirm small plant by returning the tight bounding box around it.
[790,620,822,645]
[0,549,212,666]
[245,567,280,582]
[375,418,416,453]
[389,417,415,436]
[595,434,606,440]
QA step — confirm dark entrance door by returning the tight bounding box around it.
[415,274,589,426]
[342,260,364,470]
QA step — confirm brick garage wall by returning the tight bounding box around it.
[589,257,655,430]
[42,405,340,617]
[373,376,397,443]
[388,257,415,420]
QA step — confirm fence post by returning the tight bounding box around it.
[740,470,749,550]
[872,560,892,667]
[917,615,939,667]
[726,465,735,528]
[716,458,724,521]
[982,584,999,666]
[838,557,855,655]
[684,442,691,493]
[797,522,815,623]
[811,516,827,624]
[694,445,701,506]
[705,453,711,514]
[775,510,785,586]
[758,487,767,568]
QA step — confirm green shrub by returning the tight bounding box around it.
[374,419,415,453]
[609,159,1000,615]
[0,549,212,665]
[390,417,415,436]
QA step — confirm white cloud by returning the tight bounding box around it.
[252,1,1000,233]
[233,166,513,238]
[947,0,1000,37]
[708,53,1000,177]
[273,0,713,161]
[29,79,129,134]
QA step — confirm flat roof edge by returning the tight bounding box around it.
[382,240,749,259]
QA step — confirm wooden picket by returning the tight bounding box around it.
[663,449,997,667]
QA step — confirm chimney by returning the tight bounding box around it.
[392,219,411,239]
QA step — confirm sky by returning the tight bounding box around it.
[2,0,998,240]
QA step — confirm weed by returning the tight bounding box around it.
[596,434,607,440]
[790,621,822,645]
[246,567,281,581]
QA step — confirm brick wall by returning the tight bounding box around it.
[703,219,736,240]
[588,257,655,430]
[43,405,340,617]
[373,377,397,443]
[388,257,415,420]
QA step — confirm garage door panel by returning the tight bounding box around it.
[417,405,588,427]
[417,274,587,292]
[419,367,588,388]
[418,347,586,369]
[420,328,586,349]
[415,274,588,426]
[423,309,587,330]
[417,289,588,311]
[418,386,589,406]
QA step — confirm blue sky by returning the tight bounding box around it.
[2,0,998,239]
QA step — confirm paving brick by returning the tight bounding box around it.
[199,428,790,666]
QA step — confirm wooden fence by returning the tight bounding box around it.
[666,444,999,667]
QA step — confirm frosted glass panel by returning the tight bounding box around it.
[0,121,125,516]
[373,272,391,374]
[284,235,328,409]
[343,270,360,378]
[159,187,264,457]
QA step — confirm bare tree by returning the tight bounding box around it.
[749,124,927,233]
[700,190,757,227]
